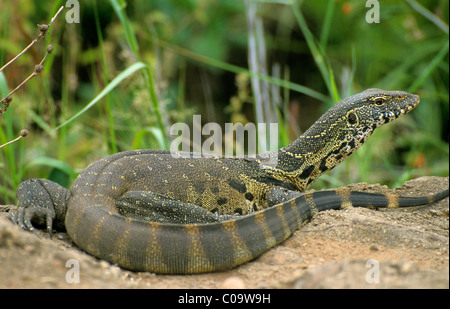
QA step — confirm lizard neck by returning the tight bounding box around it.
[276,118,354,176]
[261,100,371,191]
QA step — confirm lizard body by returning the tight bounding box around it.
[10,89,449,274]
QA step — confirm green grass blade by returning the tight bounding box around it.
[319,0,335,49]
[250,0,293,4]
[24,109,54,136]
[291,1,338,101]
[24,156,78,179]
[55,62,148,131]
[0,71,8,97]
[347,45,356,95]
[405,0,449,35]
[109,0,168,149]
[408,41,449,93]
[159,40,328,102]
[94,0,117,154]
[132,127,165,150]
[109,0,139,54]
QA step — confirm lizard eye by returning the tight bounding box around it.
[347,111,358,125]
[374,97,385,105]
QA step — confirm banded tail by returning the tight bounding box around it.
[279,188,450,213]
[81,187,447,274]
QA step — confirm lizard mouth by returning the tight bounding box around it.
[381,94,420,123]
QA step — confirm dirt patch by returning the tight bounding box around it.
[0,176,448,288]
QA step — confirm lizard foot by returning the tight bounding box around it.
[10,178,71,238]
[9,205,54,238]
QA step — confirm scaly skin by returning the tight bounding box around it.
[10,89,448,274]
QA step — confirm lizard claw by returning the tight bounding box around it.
[9,204,54,239]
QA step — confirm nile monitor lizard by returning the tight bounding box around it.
[9,89,449,274]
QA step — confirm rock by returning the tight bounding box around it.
[220,276,246,289]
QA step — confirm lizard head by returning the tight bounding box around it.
[326,89,419,155]
[272,89,419,190]
[306,89,420,174]
[340,88,419,130]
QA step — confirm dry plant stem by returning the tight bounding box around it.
[1,47,51,103]
[0,129,28,149]
[0,6,63,73]
[0,48,51,115]
[0,6,63,115]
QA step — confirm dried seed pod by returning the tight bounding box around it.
[39,24,49,33]
[34,64,44,73]
[20,129,29,137]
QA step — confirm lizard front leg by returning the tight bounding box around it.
[116,190,237,224]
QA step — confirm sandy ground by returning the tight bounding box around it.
[0,176,448,289]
